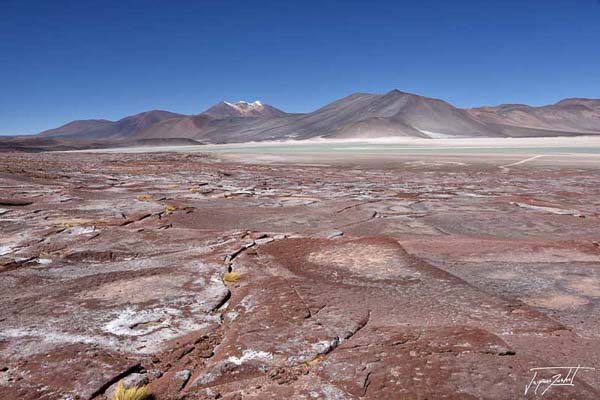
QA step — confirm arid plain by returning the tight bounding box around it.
[1,144,599,399]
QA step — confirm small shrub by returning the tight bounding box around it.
[113,380,149,400]
[223,271,241,282]
[137,195,152,202]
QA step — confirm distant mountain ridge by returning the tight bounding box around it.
[40,110,184,139]
[467,98,600,134]
[35,90,600,145]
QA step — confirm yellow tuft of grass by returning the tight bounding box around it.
[61,219,91,228]
[189,188,201,194]
[113,380,149,400]
[223,271,241,282]
[164,204,177,214]
[223,192,233,198]
[137,195,152,202]
[304,355,323,367]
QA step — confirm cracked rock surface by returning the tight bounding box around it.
[0,151,599,399]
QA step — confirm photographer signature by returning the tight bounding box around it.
[525,365,595,396]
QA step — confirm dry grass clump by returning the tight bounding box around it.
[136,194,153,202]
[113,380,149,400]
[61,219,108,228]
[304,355,323,367]
[223,271,241,282]
[61,219,92,228]
[164,204,177,214]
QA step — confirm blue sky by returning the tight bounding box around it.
[1,0,599,134]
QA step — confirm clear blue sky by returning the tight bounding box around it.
[1,0,599,134]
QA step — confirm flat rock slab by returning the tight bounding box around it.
[174,237,596,399]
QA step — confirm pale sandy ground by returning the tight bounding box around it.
[222,152,600,170]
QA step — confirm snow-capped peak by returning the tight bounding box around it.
[222,100,265,115]
[204,99,285,118]
[225,100,263,108]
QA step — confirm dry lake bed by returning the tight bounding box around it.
[1,142,600,399]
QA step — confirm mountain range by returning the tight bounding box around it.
[4,90,600,150]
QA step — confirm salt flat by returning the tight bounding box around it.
[73,135,600,156]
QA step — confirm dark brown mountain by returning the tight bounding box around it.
[38,119,113,137]
[39,110,185,139]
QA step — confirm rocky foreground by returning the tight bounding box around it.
[0,151,599,399]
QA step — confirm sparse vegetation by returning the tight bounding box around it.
[113,380,150,400]
[164,204,177,214]
[61,219,92,228]
[304,355,323,367]
[223,271,241,282]
[137,194,152,202]
[61,219,107,228]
